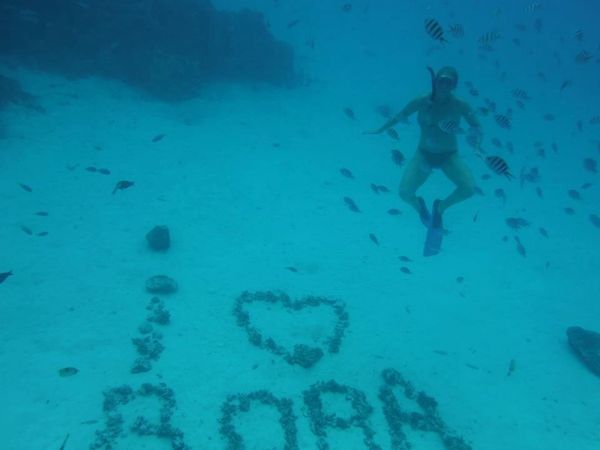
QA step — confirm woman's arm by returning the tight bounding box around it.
[365,97,424,134]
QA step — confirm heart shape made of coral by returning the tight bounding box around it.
[233,291,349,368]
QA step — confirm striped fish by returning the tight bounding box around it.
[511,88,530,100]
[485,155,514,179]
[478,31,501,49]
[448,24,464,38]
[424,19,447,43]
[494,113,512,129]
[438,119,464,134]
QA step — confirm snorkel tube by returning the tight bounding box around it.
[427,66,436,101]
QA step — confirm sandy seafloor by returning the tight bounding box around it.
[0,69,599,450]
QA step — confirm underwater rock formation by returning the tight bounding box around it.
[146,225,171,251]
[567,326,600,378]
[146,275,178,294]
[0,0,297,100]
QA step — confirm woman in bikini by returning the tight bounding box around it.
[366,66,482,229]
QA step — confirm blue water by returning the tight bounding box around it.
[1,1,599,449]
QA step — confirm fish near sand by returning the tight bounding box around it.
[18,183,32,192]
[0,271,13,284]
[339,168,354,179]
[343,197,360,212]
[112,180,135,194]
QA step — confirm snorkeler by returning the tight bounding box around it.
[366,66,482,230]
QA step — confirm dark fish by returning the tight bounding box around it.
[473,211,478,222]
[341,3,352,12]
[376,185,390,193]
[564,207,575,215]
[80,420,98,425]
[506,141,514,153]
[400,266,412,274]
[535,186,543,198]
[339,168,354,179]
[583,158,597,173]
[343,197,360,212]
[424,19,447,43]
[285,266,298,273]
[85,166,97,172]
[456,276,464,283]
[20,225,33,235]
[386,128,400,141]
[507,359,516,376]
[151,133,165,142]
[399,256,412,262]
[589,116,600,125]
[343,107,355,119]
[387,208,402,215]
[520,167,540,185]
[575,50,592,64]
[485,155,513,179]
[568,189,581,200]
[581,182,593,189]
[370,183,380,194]
[112,180,135,194]
[18,183,32,192]
[286,19,300,29]
[58,367,78,377]
[36,231,49,236]
[98,168,111,175]
[538,227,549,238]
[542,113,555,121]
[494,188,506,204]
[391,149,405,166]
[448,24,464,38]
[559,80,572,92]
[536,147,546,158]
[505,217,530,230]
[481,174,492,180]
[369,233,379,245]
[0,271,12,284]
[59,433,70,450]
[590,214,600,228]
[514,236,526,257]
[494,113,511,129]
[34,211,49,216]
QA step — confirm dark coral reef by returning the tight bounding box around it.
[0,0,297,100]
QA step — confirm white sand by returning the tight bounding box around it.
[0,64,599,450]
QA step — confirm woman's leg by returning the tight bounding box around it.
[437,154,476,214]
[399,151,431,214]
